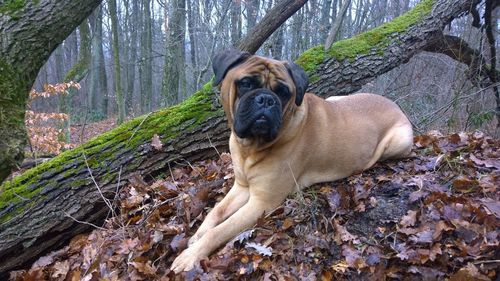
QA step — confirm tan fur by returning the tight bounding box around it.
[171,56,413,273]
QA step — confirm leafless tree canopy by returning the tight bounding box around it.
[27,0,497,136]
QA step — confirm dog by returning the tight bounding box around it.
[171,49,413,272]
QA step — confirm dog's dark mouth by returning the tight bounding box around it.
[250,115,271,136]
[233,89,282,142]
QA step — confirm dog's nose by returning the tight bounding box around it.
[255,93,275,108]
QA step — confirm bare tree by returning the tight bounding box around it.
[162,0,187,106]
[89,7,108,119]
[108,0,125,124]
[324,0,352,50]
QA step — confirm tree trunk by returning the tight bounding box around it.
[290,7,304,58]
[139,0,152,113]
[162,0,186,106]
[65,21,91,86]
[108,0,125,124]
[54,45,71,143]
[0,0,481,276]
[230,0,242,45]
[320,0,333,41]
[125,0,139,116]
[0,0,102,183]
[245,0,259,31]
[187,0,198,91]
[89,7,108,119]
[324,0,352,50]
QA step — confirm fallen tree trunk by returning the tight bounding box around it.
[0,0,479,276]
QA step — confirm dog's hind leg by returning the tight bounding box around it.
[188,183,249,245]
[380,123,413,160]
[363,123,413,170]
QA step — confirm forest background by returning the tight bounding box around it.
[30,0,499,155]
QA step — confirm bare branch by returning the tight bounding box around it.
[237,0,308,54]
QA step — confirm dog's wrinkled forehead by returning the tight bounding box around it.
[226,57,291,86]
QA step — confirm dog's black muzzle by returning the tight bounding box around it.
[234,89,283,142]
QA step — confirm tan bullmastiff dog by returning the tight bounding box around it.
[171,49,413,272]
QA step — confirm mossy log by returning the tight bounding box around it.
[0,0,478,275]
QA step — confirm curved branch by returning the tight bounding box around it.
[423,34,500,86]
[237,0,308,54]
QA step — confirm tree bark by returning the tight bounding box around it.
[0,0,482,276]
[0,0,103,182]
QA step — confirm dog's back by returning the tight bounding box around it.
[295,93,413,186]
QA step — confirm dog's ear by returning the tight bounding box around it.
[212,49,251,86]
[285,62,309,106]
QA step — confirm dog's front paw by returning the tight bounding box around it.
[170,245,207,273]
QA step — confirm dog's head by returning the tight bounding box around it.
[212,49,308,143]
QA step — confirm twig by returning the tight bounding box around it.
[472,260,500,265]
[207,133,221,159]
[183,159,203,178]
[82,151,115,217]
[167,162,179,188]
[110,165,126,229]
[63,211,107,231]
[127,111,153,143]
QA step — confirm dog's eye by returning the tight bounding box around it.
[274,84,290,99]
[238,78,253,90]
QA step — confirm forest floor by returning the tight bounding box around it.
[9,131,500,280]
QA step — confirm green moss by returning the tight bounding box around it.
[296,0,434,73]
[101,173,116,184]
[68,179,86,188]
[296,46,326,74]
[0,82,221,222]
[0,0,25,14]
[0,0,39,16]
[309,74,320,84]
[328,0,433,60]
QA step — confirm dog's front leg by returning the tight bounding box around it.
[188,182,249,245]
[171,195,281,273]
